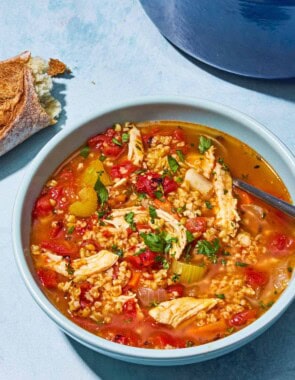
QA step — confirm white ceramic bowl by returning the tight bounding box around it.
[13,97,295,366]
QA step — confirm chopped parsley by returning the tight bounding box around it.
[167,155,179,173]
[99,154,106,162]
[149,205,158,223]
[205,200,213,209]
[112,137,122,146]
[222,251,231,256]
[221,259,227,266]
[155,255,170,269]
[140,231,176,255]
[140,232,165,253]
[94,177,108,205]
[235,261,248,267]
[66,261,75,275]
[67,225,75,234]
[138,192,147,200]
[186,230,195,243]
[215,293,225,299]
[122,133,129,143]
[80,146,90,158]
[227,327,235,334]
[217,157,229,171]
[198,136,212,154]
[112,245,124,257]
[154,190,164,201]
[197,238,220,263]
[172,272,181,282]
[176,150,185,162]
[124,212,136,231]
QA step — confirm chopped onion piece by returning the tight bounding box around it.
[137,287,167,307]
[184,168,213,195]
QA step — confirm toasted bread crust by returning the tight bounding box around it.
[0,52,52,156]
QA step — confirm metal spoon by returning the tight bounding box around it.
[233,179,295,218]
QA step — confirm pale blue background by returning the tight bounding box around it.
[0,1,295,379]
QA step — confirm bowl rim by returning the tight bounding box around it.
[12,96,295,361]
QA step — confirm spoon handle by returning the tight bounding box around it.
[233,179,295,218]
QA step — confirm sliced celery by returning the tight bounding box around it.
[171,260,206,284]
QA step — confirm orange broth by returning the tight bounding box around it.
[30,121,295,349]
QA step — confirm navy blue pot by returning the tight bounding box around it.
[140,0,295,78]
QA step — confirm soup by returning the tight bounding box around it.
[30,121,295,349]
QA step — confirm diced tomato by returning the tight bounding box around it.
[113,334,129,345]
[50,221,64,238]
[33,195,53,218]
[229,309,258,327]
[102,230,112,238]
[110,161,138,179]
[148,332,185,349]
[135,172,161,198]
[268,233,295,257]
[126,255,142,269]
[88,128,125,157]
[245,267,268,289]
[79,282,92,308]
[162,176,178,195]
[172,128,185,141]
[166,284,184,298]
[57,169,75,183]
[185,217,207,233]
[109,329,140,346]
[140,250,158,267]
[170,128,189,154]
[135,172,177,198]
[123,299,137,315]
[40,240,79,259]
[126,250,157,269]
[37,268,58,288]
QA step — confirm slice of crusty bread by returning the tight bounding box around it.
[0,51,64,156]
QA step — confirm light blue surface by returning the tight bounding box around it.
[1,0,295,379]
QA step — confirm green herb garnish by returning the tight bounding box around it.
[94,177,108,205]
[149,205,158,223]
[186,230,195,243]
[167,155,179,173]
[205,201,213,209]
[172,272,181,282]
[197,238,220,263]
[67,226,75,234]
[80,146,90,158]
[199,136,212,154]
[99,154,106,162]
[176,150,185,162]
[112,245,124,257]
[122,133,129,143]
[124,212,136,231]
[112,137,122,146]
[215,293,225,299]
[235,261,248,267]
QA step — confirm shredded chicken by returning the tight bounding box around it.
[127,126,144,166]
[40,250,118,278]
[105,207,186,259]
[149,297,218,328]
[213,163,240,242]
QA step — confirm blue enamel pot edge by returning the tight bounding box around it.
[140,0,295,79]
